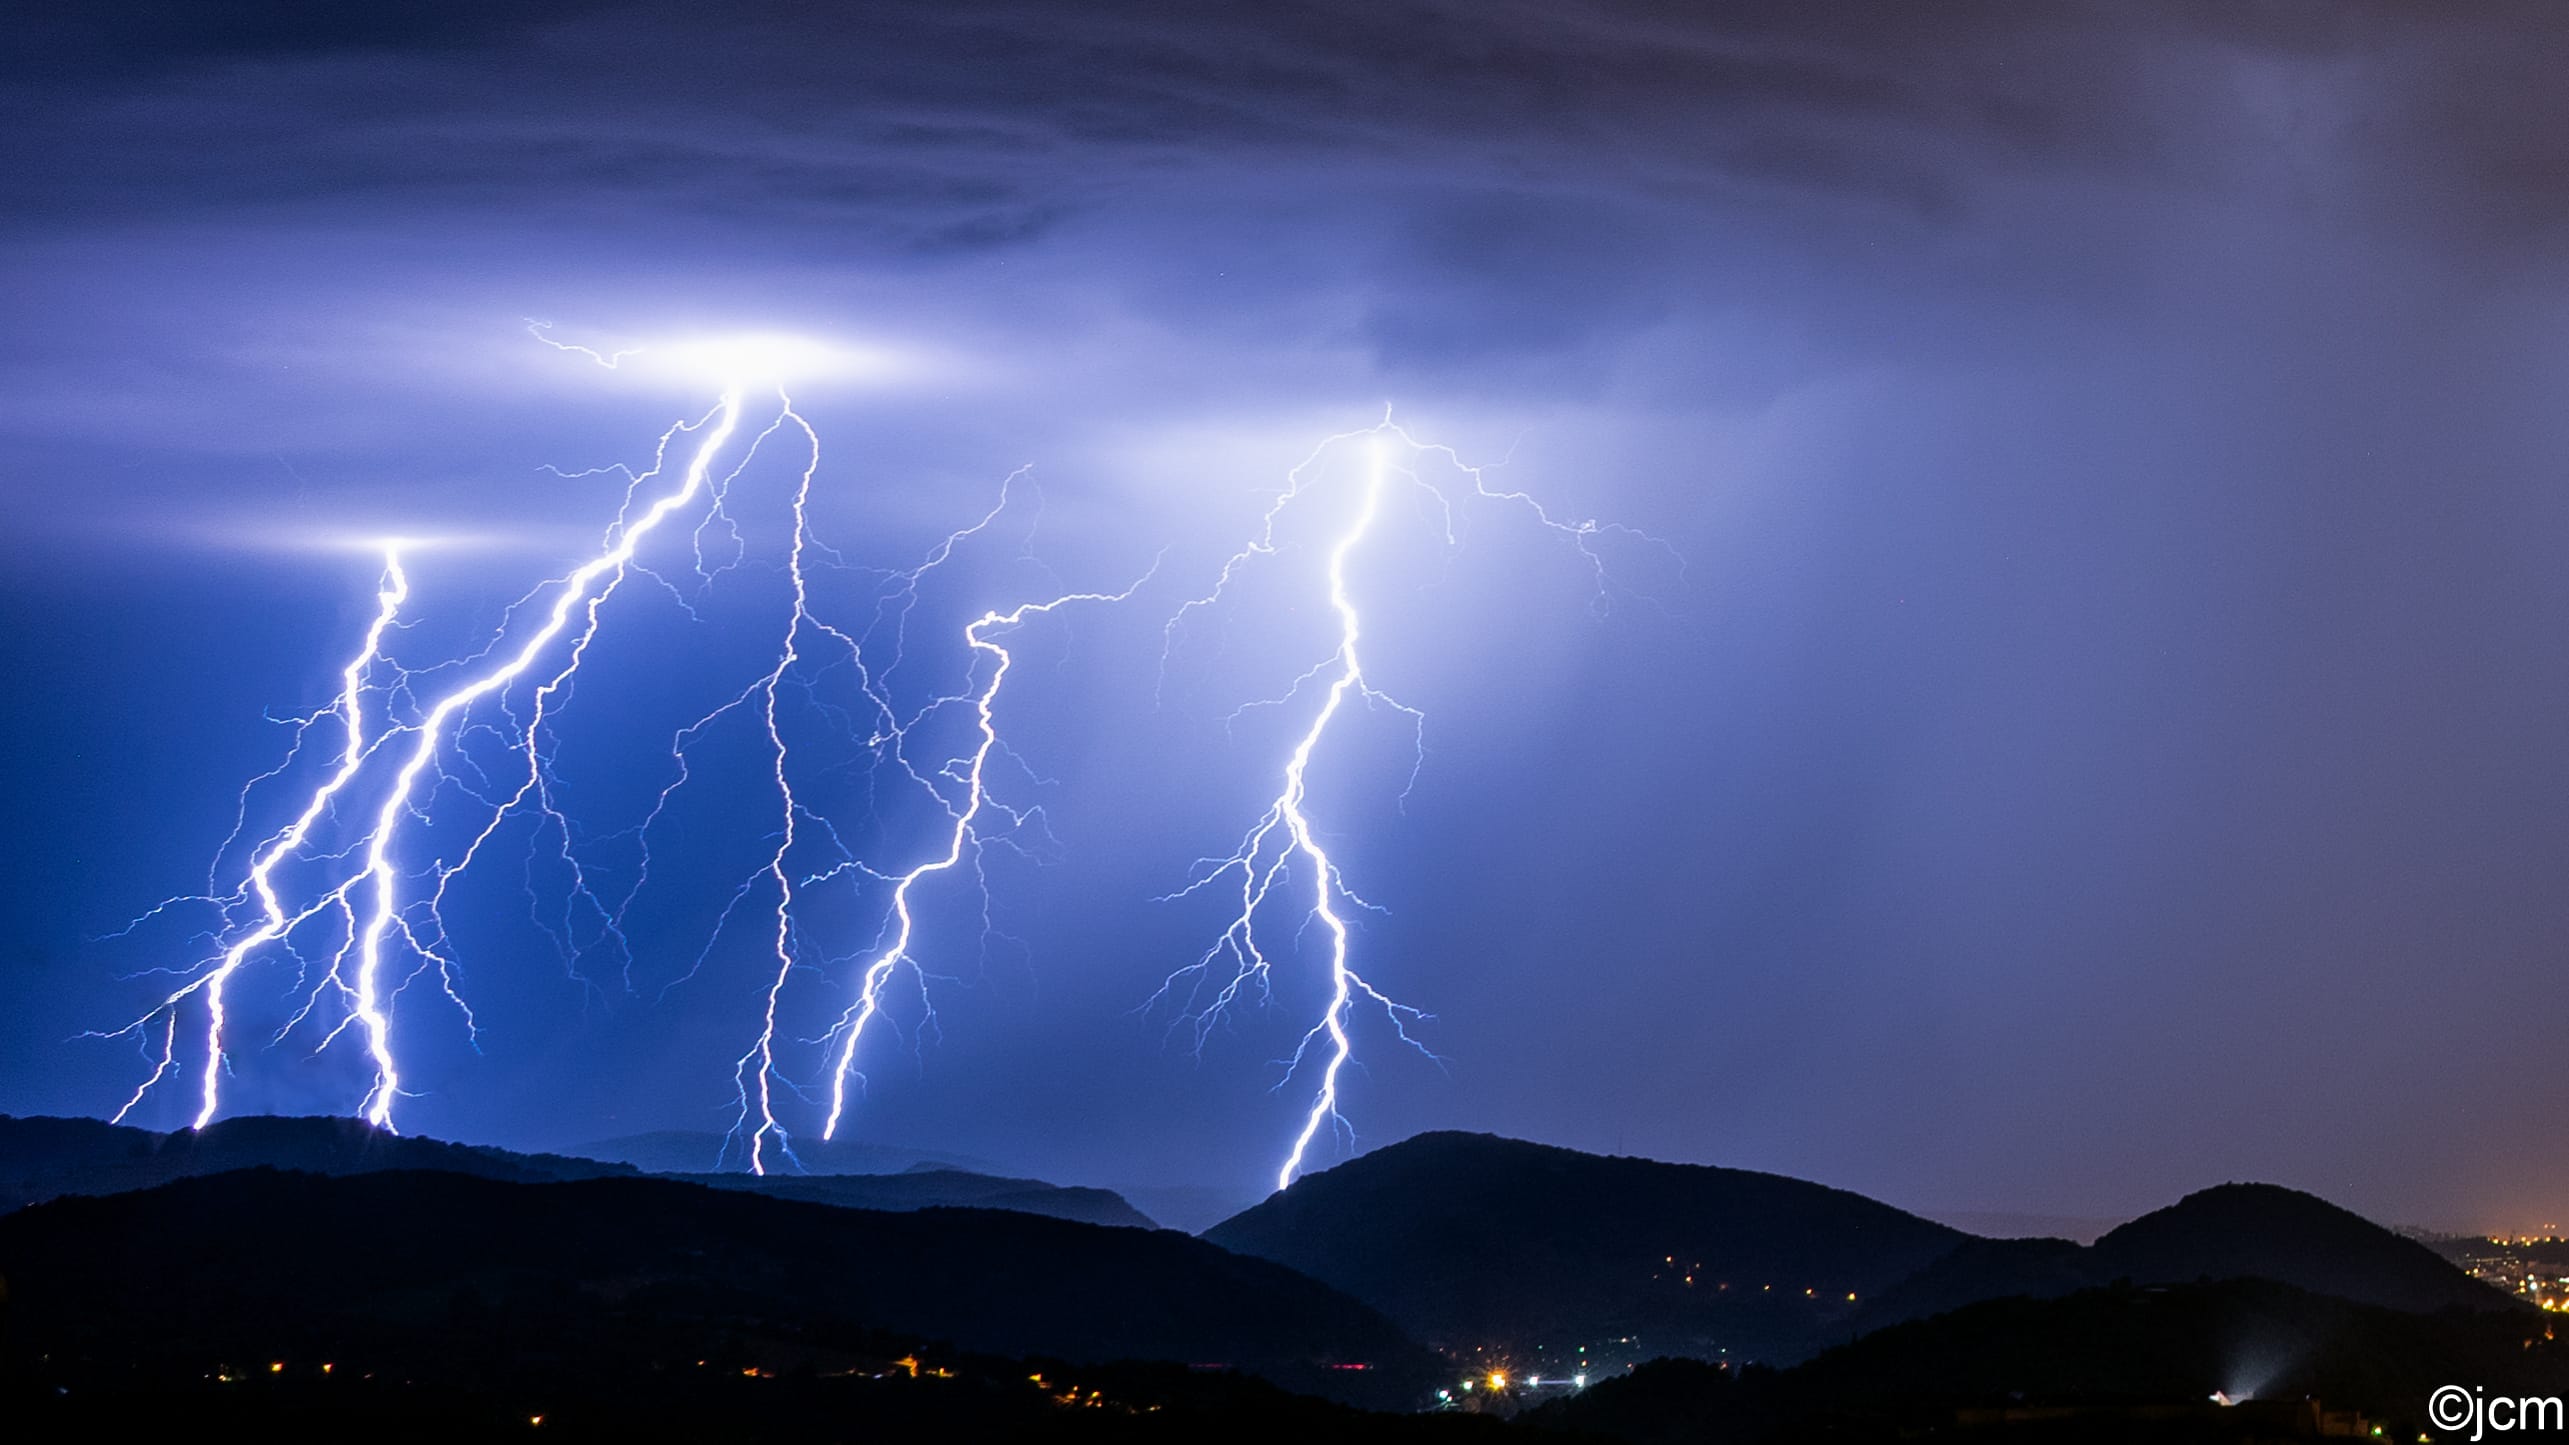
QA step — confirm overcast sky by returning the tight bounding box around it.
[5,2,2568,1230]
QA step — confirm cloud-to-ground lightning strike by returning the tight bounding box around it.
[100,550,408,1126]
[729,398,831,1178]
[97,334,1655,1198]
[703,397,1125,1175]
[106,390,750,1129]
[1157,422,1665,1191]
[102,336,1154,1173]
[811,568,1157,1153]
[341,395,749,1126]
[1258,440,1388,1190]
[713,446,1159,1172]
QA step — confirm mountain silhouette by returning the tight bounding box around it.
[2091,1182,2506,1313]
[0,1167,1434,1408]
[1206,1131,1966,1361]
[1857,1181,2515,1329]
[1208,1134,2516,1366]
[12,1121,2521,1427]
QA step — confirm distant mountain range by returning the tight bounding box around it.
[1117,1181,1270,1236]
[667,1167,1157,1229]
[0,1113,633,1209]
[569,1129,1002,1177]
[1205,1132,2519,1363]
[1918,1207,2122,1244]
[0,1115,1156,1228]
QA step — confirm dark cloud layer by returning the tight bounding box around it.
[4,2,2567,1227]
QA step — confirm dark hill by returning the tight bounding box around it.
[1856,1182,2515,1331]
[1852,1235,2096,1328]
[1530,1278,2569,1444]
[0,1167,1435,1408]
[1205,1132,1966,1361]
[1208,1134,2516,1369]
[2091,1182,2503,1314]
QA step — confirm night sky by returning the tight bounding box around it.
[6,2,2569,1232]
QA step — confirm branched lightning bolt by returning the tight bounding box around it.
[810,564,1157,1149]
[338,394,748,1127]
[726,394,848,1176]
[1155,435,1419,1191]
[97,351,1662,1202]
[104,394,751,1130]
[1157,420,1668,1190]
[103,346,1170,1152]
[676,404,1042,1175]
[97,551,408,1126]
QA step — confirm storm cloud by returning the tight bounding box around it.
[4,2,2566,1229]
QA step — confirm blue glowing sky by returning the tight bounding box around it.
[5,2,2569,1227]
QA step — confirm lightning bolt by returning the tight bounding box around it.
[102,336,1137,1158]
[1157,421,1668,1190]
[339,394,749,1127]
[1260,438,1390,1190]
[105,391,751,1129]
[98,550,408,1126]
[722,392,878,1177]
[97,340,1661,1201]
[676,442,1158,1174]
[812,565,1157,1150]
